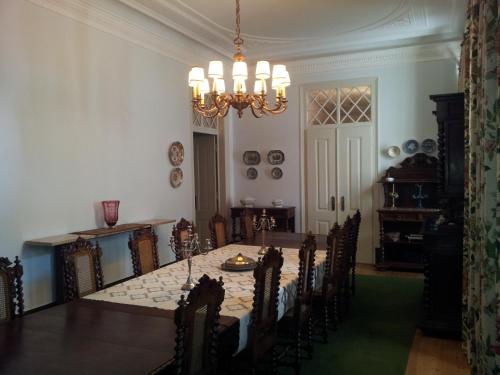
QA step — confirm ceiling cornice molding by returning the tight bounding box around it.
[117,0,234,58]
[26,0,229,66]
[286,41,461,75]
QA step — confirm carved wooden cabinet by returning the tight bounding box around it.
[376,154,440,271]
[420,93,464,338]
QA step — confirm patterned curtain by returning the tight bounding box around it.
[459,0,500,374]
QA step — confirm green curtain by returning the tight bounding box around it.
[459,0,500,374]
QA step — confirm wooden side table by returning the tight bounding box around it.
[230,206,295,242]
[25,219,174,304]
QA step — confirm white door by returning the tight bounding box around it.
[306,127,337,234]
[337,125,374,263]
[193,133,218,240]
[304,81,375,263]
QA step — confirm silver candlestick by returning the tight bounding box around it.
[253,209,276,255]
[169,225,213,291]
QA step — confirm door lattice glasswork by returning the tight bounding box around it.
[307,84,372,126]
[307,89,338,126]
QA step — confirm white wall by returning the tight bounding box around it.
[0,0,225,310]
[232,51,458,262]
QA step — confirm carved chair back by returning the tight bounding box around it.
[0,257,23,323]
[350,210,362,294]
[296,233,317,306]
[240,209,255,240]
[174,274,225,375]
[340,218,354,287]
[323,223,341,296]
[128,227,159,276]
[247,246,284,363]
[62,237,103,302]
[209,214,227,249]
[172,218,196,261]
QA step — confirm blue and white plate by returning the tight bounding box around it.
[402,139,419,154]
[421,139,437,153]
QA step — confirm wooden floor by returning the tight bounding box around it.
[357,264,470,375]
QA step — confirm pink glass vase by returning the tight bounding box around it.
[101,200,120,227]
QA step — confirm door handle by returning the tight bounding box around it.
[331,196,335,211]
[341,196,345,211]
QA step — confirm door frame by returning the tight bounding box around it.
[191,121,229,226]
[299,77,379,262]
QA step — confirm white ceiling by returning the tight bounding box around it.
[118,0,466,61]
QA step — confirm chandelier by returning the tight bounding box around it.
[188,0,290,119]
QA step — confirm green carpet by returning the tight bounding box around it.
[302,275,423,375]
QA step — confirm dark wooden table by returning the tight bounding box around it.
[239,232,328,250]
[0,299,238,375]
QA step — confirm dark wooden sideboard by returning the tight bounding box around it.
[376,154,440,271]
[230,206,295,241]
[420,93,464,338]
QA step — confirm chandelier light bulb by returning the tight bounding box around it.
[234,79,246,94]
[190,67,205,84]
[208,61,224,79]
[215,78,226,94]
[254,80,267,94]
[200,79,210,95]
[282,71,291,87]
[232,61,248,79]
[255,61,271,80]
[272,64,287,80]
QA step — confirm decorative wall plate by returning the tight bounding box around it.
[243,151,261,165]
[246,167,258,179]
[169,142,184,166]
[421,139,437,153]
[271,167,283,179]
[267,150,285,165]
[386,146,401,158]
[170,168,183,188]
[402,140,419,154]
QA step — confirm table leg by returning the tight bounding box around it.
[231,217,237,242]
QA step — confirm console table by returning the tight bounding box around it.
[25,219,174,304]
[230,206,295,242]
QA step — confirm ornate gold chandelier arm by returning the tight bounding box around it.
[249,95,288,117]
[193,93,231,118]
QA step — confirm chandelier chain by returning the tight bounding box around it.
[234,0,243,53]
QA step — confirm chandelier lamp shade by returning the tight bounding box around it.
[188,0,290,119]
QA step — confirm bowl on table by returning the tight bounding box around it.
[240,197,256,207]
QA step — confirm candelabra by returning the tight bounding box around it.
[386,177,399,208]
[412,184,428,208]
[169,225,213,290]
[252,209,276,255]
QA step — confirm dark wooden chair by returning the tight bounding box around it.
[240,209,255,240]
[0,256,23,322]
[350,210,361,296]
[172,218,196,261]
[209,213,228,249]
[340,217,354,315]
[173,274,225,375]
[313,223,340,342]
[62,237,103,302]
[233,245,284,375]
[128,227,159,276]
[279,233,317,374]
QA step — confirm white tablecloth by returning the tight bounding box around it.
[85,244,326,352]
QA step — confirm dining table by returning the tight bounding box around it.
[0,233,328,375]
